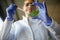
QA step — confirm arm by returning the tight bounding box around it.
[32,0,52,26]
[1,18,14,40]
[32,0,60,40]
[50,19,60,35]
[0,4,17,40]
[32,0,60,33]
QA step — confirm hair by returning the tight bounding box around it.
[24,0,35,2]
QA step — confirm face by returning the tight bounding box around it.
[23,1,36,15]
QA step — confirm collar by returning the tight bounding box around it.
[22,16,42,24]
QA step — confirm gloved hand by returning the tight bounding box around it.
[32,0,52,26]
[6,4,17,21]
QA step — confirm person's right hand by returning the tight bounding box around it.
[6,4,17,21]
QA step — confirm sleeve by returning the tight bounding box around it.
[44,19,60,35]
[43,19,60,40]
[0,17,14,40]
[49,19,60,35]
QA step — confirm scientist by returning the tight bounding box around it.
[0,0,60,40]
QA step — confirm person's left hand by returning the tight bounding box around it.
[32,0,52,26]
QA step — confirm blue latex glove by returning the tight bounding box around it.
[6,4,17,21]
[32,0,52,26]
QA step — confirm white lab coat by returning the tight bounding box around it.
[0,16,60,40]
[0,18,3,32]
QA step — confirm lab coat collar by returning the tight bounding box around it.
[22,16,42,24]
[22,16,29,25]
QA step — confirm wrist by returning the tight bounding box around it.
[7,16,14,21]
[7,13,14,21]
[45,17,52,26]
